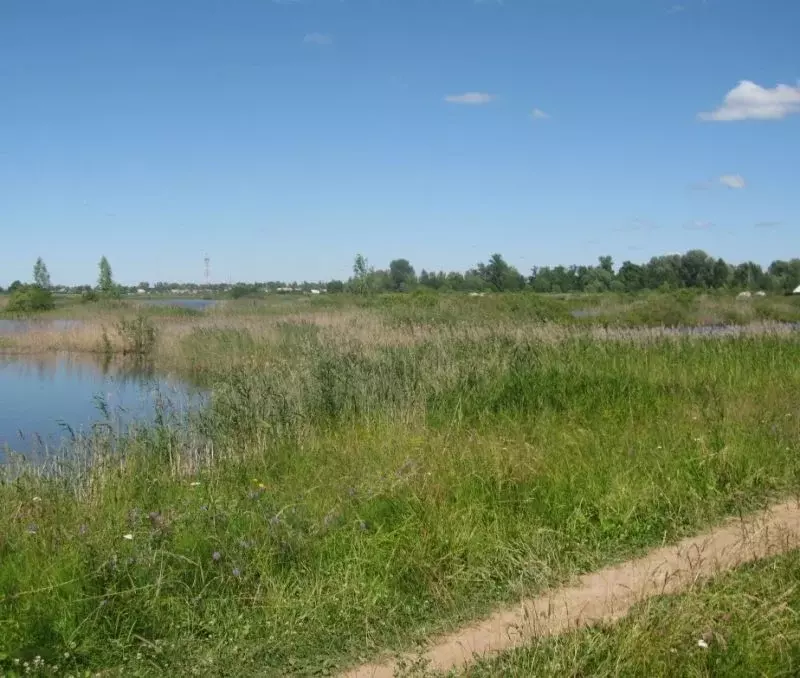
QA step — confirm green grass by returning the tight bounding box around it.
[1,303,800,676]
[431,549,800,677]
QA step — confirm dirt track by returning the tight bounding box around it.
[343,499,800,678]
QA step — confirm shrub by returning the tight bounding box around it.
[5,284,55,312]
[114,313,158,355]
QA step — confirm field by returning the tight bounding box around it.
[1,292,800,676]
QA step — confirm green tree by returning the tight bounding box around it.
[352,253,371,295]
[7,284,55,312]
[33,257,51,289]
[478,253,523,292]
[389,258,416,291]
[98,256,115,294]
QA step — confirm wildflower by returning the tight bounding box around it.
[358,520,369,532]
[347,487,357,498]
[269,514,281,527]
[78,524,88,536]
[123,533,134,540]
[200,505,209,512]
[190,482,201,487]
[26,523,38,534]
[697,639,709,649]
[32,496,41,503]
[232,567,241,577]
[212,551,222,562]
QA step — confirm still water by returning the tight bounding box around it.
[0,354,199,459]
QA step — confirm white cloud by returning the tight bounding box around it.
[699,80,800,121]
[719,174,746,189]
[444,92,494,105]
[530,108,550,120]
[304,32,332,46]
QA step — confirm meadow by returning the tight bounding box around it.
[1,291,800,676]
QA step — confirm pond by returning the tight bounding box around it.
[0,318,83,335]
[134,298,220,311]
[0,353,201,460]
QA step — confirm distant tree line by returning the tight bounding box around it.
[342,251,800,295]
[3,250,800,299]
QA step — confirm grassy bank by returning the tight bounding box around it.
[2,305,800,675]
[434,549,800,677]
[1,291,799,364]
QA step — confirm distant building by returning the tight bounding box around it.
[136,288,147,294]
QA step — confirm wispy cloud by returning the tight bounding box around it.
[530,108,550,120]
[754,220,782,229]
[667,4,686,14]
[304,32,333,46]
[699,80,800,121]
[719,174,746,189]
[444,92,494,105]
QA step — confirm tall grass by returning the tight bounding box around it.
[1,305,800,675]
[445,550,800,677]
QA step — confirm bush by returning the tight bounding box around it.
[114,314,158,355]
[5,284,55,312]
[81,289,99,303]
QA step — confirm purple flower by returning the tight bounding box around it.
[212,551,222,562]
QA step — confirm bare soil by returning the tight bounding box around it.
[343,499,800,678]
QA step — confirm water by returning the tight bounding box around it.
[0,318,83,335]
[134,298,220,311]
[0,353,199,459]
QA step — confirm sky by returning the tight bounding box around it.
[1,0,799,286]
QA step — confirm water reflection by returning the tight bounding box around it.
[0,353,200,459]
[0,318,83,335]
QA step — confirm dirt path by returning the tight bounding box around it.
[343,499,800,678]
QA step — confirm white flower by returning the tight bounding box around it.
[190,482,201,487]
[123,533,134,540]
[697,639,709,649]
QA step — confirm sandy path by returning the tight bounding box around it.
[343,499,800,678]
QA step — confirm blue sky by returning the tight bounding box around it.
[2,0,798,285]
